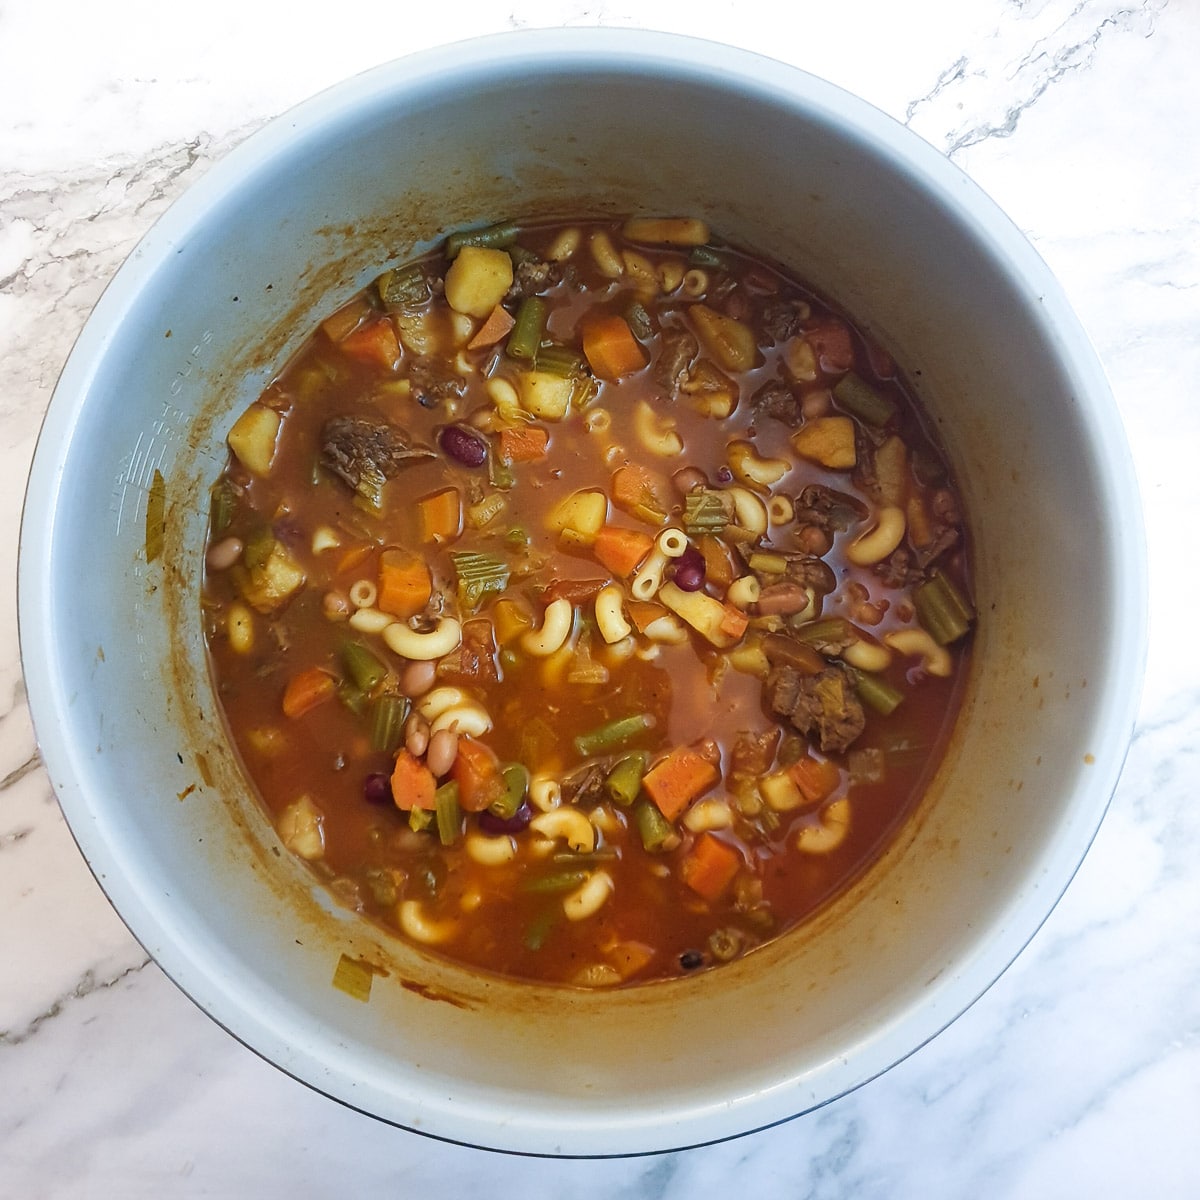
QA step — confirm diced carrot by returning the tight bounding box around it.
[391,749,437,811]
[788,755,841,806]
[581,313,647,380]
[418,486,462,544]
[680,832,742,902]
[339,316,401,371]
[642,747,721,822]
[718,604,750,641]
[627,600,668,634]
[467,303,517,349]
[804,317,854,373]
[697,535,737,590]
[498,424,550,464]
[593,524,655,577]
[451,735,504,812]
[377,549,432,619]
[610,462,668,521]
[281,666,337,719]
[335,542,374,576]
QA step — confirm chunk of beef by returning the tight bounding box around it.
[319,416,434,494]
[759,300,806,342]
[408,360,468,409]
[562,762,607,807]
[507,257,564,299]
[751,379,803,427]
[730,727,782,777]
[436,618,499,686]
[765,664,866,755]
[794,484,868,534]
[653,327,699,391]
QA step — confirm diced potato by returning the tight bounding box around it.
[443,246,514,318]
[233,542,306,613]
[658,582,740,648]
[277,794,325,860]
[546,489,609,542]
[517,370,574,421]
[227,403,281,477]
[873,434,909,506]
[791,416,857,470]
[689,305,759,372]
[621,217,710,246]
[783,337,818,382]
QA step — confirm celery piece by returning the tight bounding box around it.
[573,713,655,757]
[914,570,974,645]
[449,550,510,610]
[336,680,368,716]
[684,489,732,537]
[341,641,388,694]
[852,670,904,716]
[487,446,515,491]
[370,694,410,753]
[534,343,588,378]
[241,525,275,572]
[377,263,429,310]
[832,371,897,427]
[605,751,648,807]
[210,479,236,534]
[624,300,653,341]
[506,297,547,362]
[688,245,735,271]
[354,464,387,513]
[331,954,374,1003]
[446,221,519,258]
[435,781,462,847]
[409,807,434,833]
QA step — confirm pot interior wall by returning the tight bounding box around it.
[25,36,1136,1154]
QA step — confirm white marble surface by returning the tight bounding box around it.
[3,0,1198,1194]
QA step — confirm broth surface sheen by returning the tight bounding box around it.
[203,217,974,987]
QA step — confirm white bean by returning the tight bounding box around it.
[206,536,243,571]
[425,728,459,777]
[227,602,254,655]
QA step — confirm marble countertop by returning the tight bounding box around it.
[3,0,1197,1194]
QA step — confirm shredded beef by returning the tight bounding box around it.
[319,416,434,493]
[730,728,782,776]
[794,484,868,534]
[751,379,803,427]
[507,258,563,299]
[408,361,467,409]
[653,327,699,391]
[759,300,806,342]
[765,664,866,754]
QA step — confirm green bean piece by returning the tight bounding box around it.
[506,297,548,362]
[605,751,648,807]
[210,479,236,534]
[507,243,539,266]
[409,807,434,833]
[435,781,462,847]
[792,617,855,650]
[336,679,368,716]
[633,800,675,853]
[489,763,530,820]
[832,371,897,427]
[852,670,905,716]
[533,343,588,378]
[445,220,519,258]
[340,641,388,694]
[504,525,530,548]
[488,446,515,491]
[520,869,591,894]
[523,906,560,951]
[688,245,734,271]
[683,489,732,536]
[914,570,974,645]
[370,694,410,753]
[573,712,655,757]
[241,526,274,572]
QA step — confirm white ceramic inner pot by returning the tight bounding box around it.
[19,29,1145,1155]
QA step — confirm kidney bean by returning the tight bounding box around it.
[404,713,430,759]
[671,466,708,496]
[756,580,810,616]
[363,772,392,805]
[439,424,488,467]
[426,728,459,777]
[323,590,352,621]
[477,798,533,835]
[399,659,437,697]
[796,524,832,556]
[206,536,243,571]
[672,547,706,592]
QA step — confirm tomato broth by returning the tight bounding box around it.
[203,217,973,987]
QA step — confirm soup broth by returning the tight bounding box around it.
[203,217,973,987]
